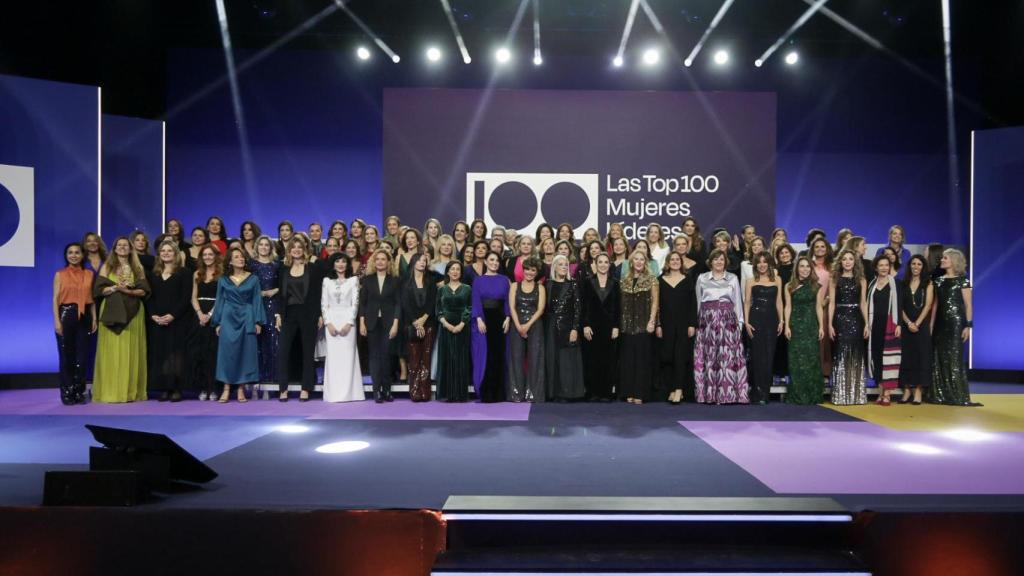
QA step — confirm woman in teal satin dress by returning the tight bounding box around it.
[212,247,266,402]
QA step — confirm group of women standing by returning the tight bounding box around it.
[54,217,975,407]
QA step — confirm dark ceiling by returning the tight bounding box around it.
[0,0,1020,123]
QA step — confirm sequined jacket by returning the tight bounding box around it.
[547,279,582,347]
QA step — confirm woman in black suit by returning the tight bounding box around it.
[360,248,402,403]
[581,253,620,401]
[274,238,323,401]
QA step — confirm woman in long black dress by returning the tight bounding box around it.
[618,250,659,404]
[899,255,933,405]
[436,261,472,402]
[146,241,192,401]
[656,252,697,403]
[772,243,796,383]
[743,253,784,404]
[190,245,222,400]
[582,253,620,402]
[544,255,585,402]
[828,249,870,405]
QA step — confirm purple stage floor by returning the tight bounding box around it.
[0,388,530,420]
[2,386,1023,511]
[681,420,1024,495]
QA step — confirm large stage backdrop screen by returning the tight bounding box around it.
[382,88,776,240]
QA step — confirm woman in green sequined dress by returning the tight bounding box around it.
[784,256,824,404]
[928,249,976,406]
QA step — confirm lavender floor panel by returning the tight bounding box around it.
[0,389,530,421]
[0,415,300,464]
[681,420,1024,495]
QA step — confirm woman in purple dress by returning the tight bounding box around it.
[471,252,511,402]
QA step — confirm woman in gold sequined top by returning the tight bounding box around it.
[617,250,659,404]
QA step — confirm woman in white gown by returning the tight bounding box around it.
[321,253,363,402]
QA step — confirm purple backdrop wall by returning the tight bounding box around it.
[382,88,776,240]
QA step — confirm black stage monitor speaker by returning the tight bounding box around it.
[85,424,218,485]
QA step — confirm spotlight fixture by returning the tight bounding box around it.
[356,46,371,61]
[533,55,543,66]
[392,54,401,63]
[642,48,660,66]
[784,51,799,65]
[612,55,624,68]
[683,58,693,67]
[713,49,729,65]
[754,59,763,67]
[495,47,511,64]
[426,46,442,62]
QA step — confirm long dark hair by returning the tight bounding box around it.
[326,252,352,279]
[906,254,931,286]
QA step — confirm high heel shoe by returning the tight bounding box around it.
[237,388,248,403]
[299,390,309,402]
[278,391,288,402]
[218,388,230,403]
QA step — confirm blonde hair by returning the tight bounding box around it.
[282,237,309,267]
[433,234,456,264]
[101,236,145,282]
[623,249,652,283]
[550,254,571,280]
[943,248,967,276]
[370,248,394,275]
[152,240,182,275]
[646,223,667,249]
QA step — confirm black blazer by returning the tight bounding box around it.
[400,275,438,330]
[277,262,324,324]
[582,275,620,334]
[359,274,402,331]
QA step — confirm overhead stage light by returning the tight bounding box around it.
[785,51,799,65]
[356,46,371,61]
[713,49,730,65]
[612,55,624,68]
[426,46,442,62]
[495,47,512,64]
[392,54,401,63]
[642,48,660,66]
[533,55,543,66]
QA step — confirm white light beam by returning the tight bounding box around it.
[214,0,259,201]
[532,0,542,65]
[333,0,401,63]
[685,0,736,67]
[614,0,642,65]
[754,0,830,67]
[440,0,472,63]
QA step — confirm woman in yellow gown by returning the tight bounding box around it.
[92,236,150,403]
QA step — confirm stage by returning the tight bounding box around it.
[3,383,1023,513]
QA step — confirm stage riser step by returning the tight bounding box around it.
[432,546,869,575]
[446,520,854,551]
